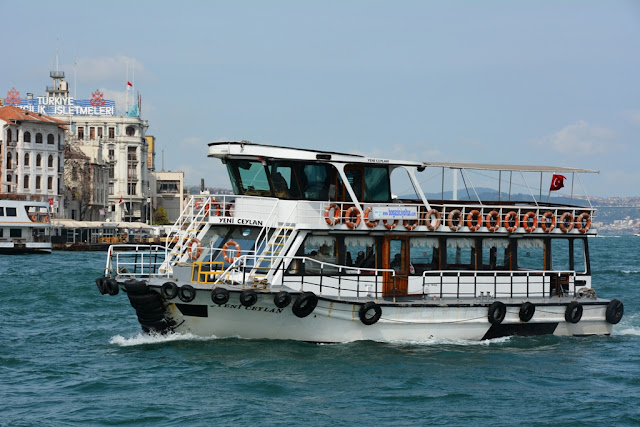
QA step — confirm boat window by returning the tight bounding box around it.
[551,238,587,273]
[303,235,338,274]
[226,160,271,196]
[0,207,3,216]
[302,163,336,201]
[390,167,419,201]
[6,207,17,217]
[269,162,303,199]
[573,239,586,273]
[445,238,476,270]
[482,238,510,270]
[344,236,376,269]
[410,237,440,274]
[10,228,22,238]
[517,239,545,271]
[345,165,391,202]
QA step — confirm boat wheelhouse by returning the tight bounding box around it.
[0,196,52,254]
[97,141,623,342]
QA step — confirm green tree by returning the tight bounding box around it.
[153,207,170,225]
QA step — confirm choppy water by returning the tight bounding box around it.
[1,237,639,426]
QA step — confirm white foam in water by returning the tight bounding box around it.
[613,326,640,336]
[386,336,513,346]
[109,331,218,346]
[621,270,640,274]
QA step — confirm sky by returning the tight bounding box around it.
[2,0,639,198]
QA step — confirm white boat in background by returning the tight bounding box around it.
[97,141,624,342]
[0,196,52,254]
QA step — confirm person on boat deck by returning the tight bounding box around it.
[391,253,402,272]
[272,172,289,196]
[355,250,365,267]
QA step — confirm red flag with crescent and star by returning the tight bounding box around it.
[549,174,567,191]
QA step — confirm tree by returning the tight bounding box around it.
[153,207,170,225]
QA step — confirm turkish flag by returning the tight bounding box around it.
[549,174,567,191]
[48,198,54,206]
[118,196,123,204]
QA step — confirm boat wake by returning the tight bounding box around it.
[109,331,218,347]
[385,336,513,346]
[613,326,640,336]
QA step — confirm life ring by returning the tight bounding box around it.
[292,291,318,318]
[161,282,179,299]
[565,301,583,323]
[485,210,501,232]
[383,219,398,230]
[605,299,624,324]
[541,211,556,233]
[363,207,379,228]
[240,289,258,307]
[44,216,50,223]
[359,301,382,325]
[558,212,574,232]
[488,301,507,325]
[274,291,292,308]
[187,237,202,260]
[503,211,520,232]
[225,201,235,217]
[324,204,341,226]
[344,207,361,229]
[447,209,462,231]
[575,212,591,234]
[466,210,482,231]
[519,302,535,322]
[522,211,538,233]
[211,287,229,305]
[178,284,196,302]
[222,240,242,263]
[30,215,36,222]
[425,209,441,231]
[403,219,418,231]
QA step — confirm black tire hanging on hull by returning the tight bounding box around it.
[359,302,382,325]
[240,289,258,307]
[178,285,197,302]
[211,287,230,305]
[161,282,179,299]
[488,301,507,325]
[565,302,583,324]
[519,302,535,323]
[96,277,108,295]
[274,291,292,308]
[292,292,318,318]
[605,299,624,324]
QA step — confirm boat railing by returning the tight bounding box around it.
[105,244,168,278]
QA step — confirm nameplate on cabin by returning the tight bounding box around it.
[371,206,418,220]
[212,217,264,226]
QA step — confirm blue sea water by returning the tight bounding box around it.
[1,237,639,426]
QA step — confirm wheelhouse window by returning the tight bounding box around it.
[226,160,271,196]
[344,164,391,202]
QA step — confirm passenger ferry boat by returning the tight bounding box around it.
[97,142,624,342]
[0,196,52,254]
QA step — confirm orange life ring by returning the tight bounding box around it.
[344,207,361,229]
[222,240,242,263]
[425,209,441,231]
[559,212,574,232]
[363,207,379,228]
[187,237,203,260]
[575,212,591,234]
[324,204,341,226]
[447,209,462,231]
[30,215,37,222]
[44,216,50,223]
[485,210,501,232]
[522,211,538,233]
[383,219,398,230]
[403,219,418,231]
[466,210,482,231]
[504,211,520,232]
[541,211,556,233]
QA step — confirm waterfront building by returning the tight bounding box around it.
[0,105,66,213]
[151,170,184,223]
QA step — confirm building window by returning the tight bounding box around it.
[6,152,11,169]
[108,149,115,160]
[36,133,43,143]
[24,175,29,189]
[36,175,41,190]
[127,182,136,195]
[24,153,29,166]
[126,126,135,136]
[48,176,53,190]
[90,127,95,140]
[108,164,114,179]
[108,127,115,138]
[109,181,114,195]
[24,131,31,142]
[127,146,137,161]
[48,155,54,168]
[78,127,84,140]
[47,134,54,144]
[6,129,12,142]
[98,127,103,138]
[36,154,42,167]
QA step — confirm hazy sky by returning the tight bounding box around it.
[2,1,639,197]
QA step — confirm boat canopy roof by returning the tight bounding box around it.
[423,162,598,174]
